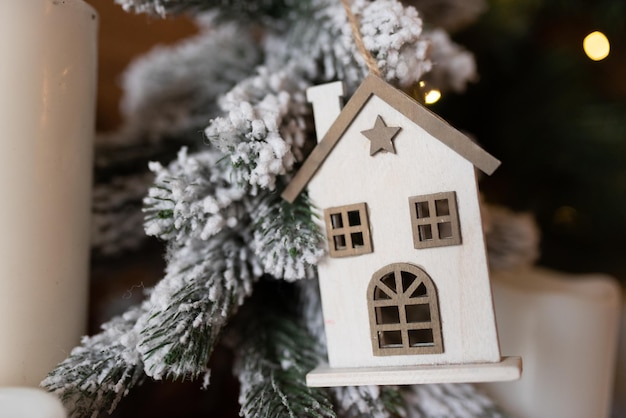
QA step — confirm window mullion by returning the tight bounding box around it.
[372,298,399,307]
[405,322,434,330]
[375,323,403,332]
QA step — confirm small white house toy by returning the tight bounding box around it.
[282,74,522,387]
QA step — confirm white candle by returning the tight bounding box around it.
[0,387,67,418]
[0,0,97,386]
[481,267,621,418]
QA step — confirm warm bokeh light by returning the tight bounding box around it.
[424,89,441,104]
[583,31,610,61]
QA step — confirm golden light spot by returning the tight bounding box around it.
[583,31,610,61]
[424,89,441,105]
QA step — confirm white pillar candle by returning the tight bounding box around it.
[481,267,621,418]
[0,0,97,386]
[0,387,67,418]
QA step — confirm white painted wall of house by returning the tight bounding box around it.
[307,95,501,368]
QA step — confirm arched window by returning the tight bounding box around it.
[368,263,443,356]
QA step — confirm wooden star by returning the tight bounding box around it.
[361,115,402,156]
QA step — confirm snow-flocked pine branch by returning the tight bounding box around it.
[138,230,261,380]
[252,191,324,281]
[42,306,147,418]
[233,297,336,418]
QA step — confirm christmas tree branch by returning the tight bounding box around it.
[114,0,310,21]
[205,0,433,194]
[400,383,508,417]
[251,191,324,281]
[42,306,147,418]
[143,147,249,244]
[138,231,261,380]
[233,282,336,418]
[331,386,404,418]
[92,23,261,255]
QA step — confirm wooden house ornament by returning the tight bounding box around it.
[282,74,521,387]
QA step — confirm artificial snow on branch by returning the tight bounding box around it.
[233,302,336,418]
[42,306,147,418]
[206,0,434,193]
[92,23,261,254]
[114,0,296,20]
[143,147,248,243]
[118,23,261,144]
[400,383,507,417]
[331,385,405,418]
[251,192,324,281]
[138,231,261,380]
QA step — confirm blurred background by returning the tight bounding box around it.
[439,0,626,283]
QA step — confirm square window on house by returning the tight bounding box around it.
[324,202,373,258]
[409,192,461,249]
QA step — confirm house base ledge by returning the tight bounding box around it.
[306,356,522,387]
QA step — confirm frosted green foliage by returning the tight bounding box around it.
[264,0,431,91]
[401,384,508,417]
[92,170,154,255]
[421,29,477,93]
[144,145,325,282]
[42,306,147,418]
[119,23,261,142]
[91,23,261,255]
[138,232,262,379]
[332,386,405,418]
[252,192,324,281]
[143,147,248,243]
[234,310,336,418]
[351,0,432,87]
[205,68,309,191]
[207,0,434,192]
[296,278,327,353]
[114,0,300,21]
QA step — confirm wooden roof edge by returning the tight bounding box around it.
[364,74,501,175]
[281,74,501,203]
[281,78,376,203]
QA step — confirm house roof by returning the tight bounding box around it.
[281,74,500,203]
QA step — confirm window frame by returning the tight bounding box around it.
[409,191,462,249]
[324,202,373,258]
[368,263,443,356]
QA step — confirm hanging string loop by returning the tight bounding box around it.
[341,0,381,77]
